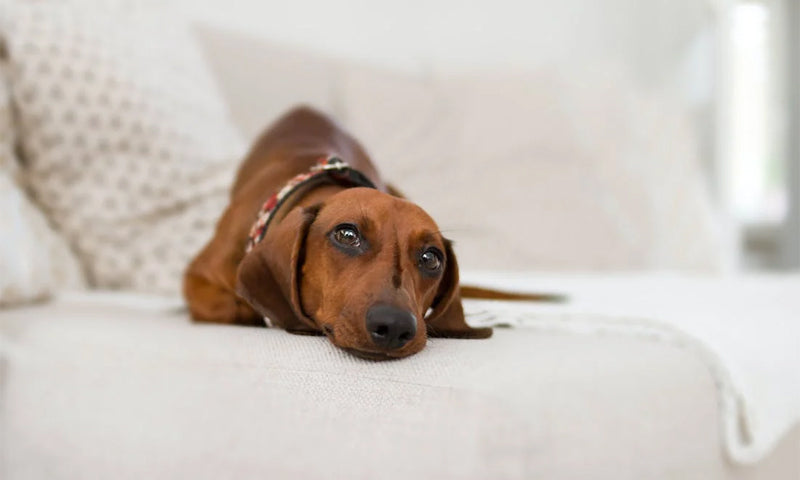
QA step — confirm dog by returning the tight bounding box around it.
[184,106,552,359]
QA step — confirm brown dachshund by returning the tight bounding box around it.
[184,106,549,359]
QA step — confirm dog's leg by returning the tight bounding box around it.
[184,261,261,327]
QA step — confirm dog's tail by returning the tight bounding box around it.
[459,285,566,303]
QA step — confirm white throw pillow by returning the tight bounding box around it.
[0,47,84,306]
[339,65,728,272]
[1,2,245,294]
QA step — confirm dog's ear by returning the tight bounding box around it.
[236,206,320,332]
[426,240,492,339]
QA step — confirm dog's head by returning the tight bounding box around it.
[236,187,491,359]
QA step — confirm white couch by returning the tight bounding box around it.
[2,277,798,479]
[1,12,798,480]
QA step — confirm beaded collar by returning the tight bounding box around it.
[245,156,376,253]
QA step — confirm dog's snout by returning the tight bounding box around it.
[366,304,417,350]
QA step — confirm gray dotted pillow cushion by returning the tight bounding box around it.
[2,2,245,294]
[1,45,85,305]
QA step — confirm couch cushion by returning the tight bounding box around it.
[337,65,729,272]
[2,292,796,479]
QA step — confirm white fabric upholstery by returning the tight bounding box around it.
[461,272,800,465]
[1,290,796,480]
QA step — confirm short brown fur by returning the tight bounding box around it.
[184,106,490,359]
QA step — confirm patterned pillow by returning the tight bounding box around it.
[1,2,245,294]
[0,41,84,306]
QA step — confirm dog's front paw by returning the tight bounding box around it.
[184,272,260,326]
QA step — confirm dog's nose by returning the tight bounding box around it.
[366,304,417,350]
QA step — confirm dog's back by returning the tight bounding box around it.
[231,106,383,196]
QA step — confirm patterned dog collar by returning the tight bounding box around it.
[245,156,376,253]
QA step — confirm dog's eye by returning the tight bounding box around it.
[419,248,443,273]
[332,224,361,248]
